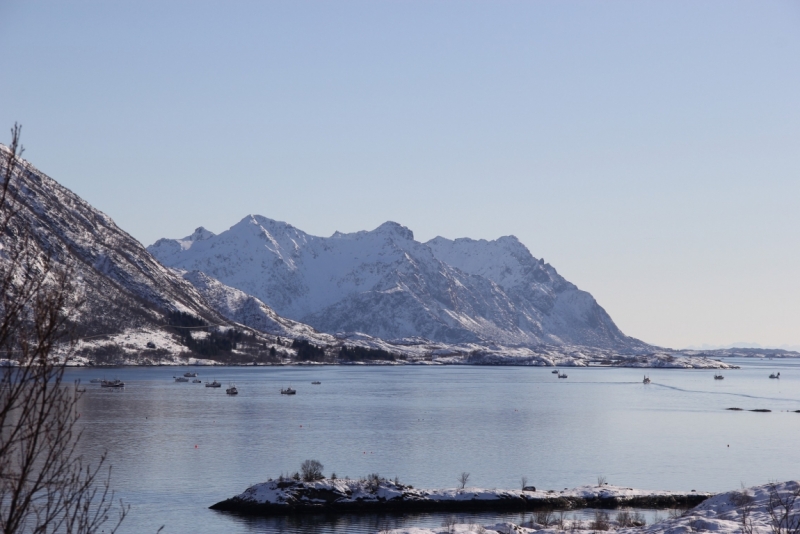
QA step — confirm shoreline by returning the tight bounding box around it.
[63,360,742,369]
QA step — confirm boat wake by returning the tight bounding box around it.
[650,382,800,403]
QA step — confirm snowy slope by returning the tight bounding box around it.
[179,269,333,344]
[426,236,636,349]
[149,216,649,350]
[0,145,242,344]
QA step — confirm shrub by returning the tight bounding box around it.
[535,511,554,527]
[300,459,324,481]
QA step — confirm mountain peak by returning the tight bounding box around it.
[373,221,414,241]
[186,226,215,241]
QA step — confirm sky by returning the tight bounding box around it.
[1,1,799,350]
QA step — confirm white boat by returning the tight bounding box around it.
[769,372,780,379]
[100,379,124,388]
[643,376,651,384]
[226,384,238,395]
[205,380,221,388]
[183,372,198,377]
[557,373,568,379]
[174,376,189,382]
[281,387,296,395]
[89,378,102,383]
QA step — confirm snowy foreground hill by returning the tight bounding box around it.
[148,216,647,350]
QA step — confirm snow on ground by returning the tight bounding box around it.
[382,481,800,534]
[56,328,218,366]
[228,479,707,509]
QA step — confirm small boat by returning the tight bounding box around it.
[769,372,780,379]
[205,380,221,388]
[311,381,321,385]
[192,379,202,383]
[226,384,238,395]
[281,387,297,395]
[100,379,124,388]
[76,387,87,393]
[643,376,651,384]
[557,373,568,379]
[174,376,189,382]
[89,378,102,383]
[183,372,198,377]
[714,374,724,380]
[551,370,559,374]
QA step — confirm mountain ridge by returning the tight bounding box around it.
[148,214,649,351]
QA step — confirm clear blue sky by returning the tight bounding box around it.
[2,1,799,349]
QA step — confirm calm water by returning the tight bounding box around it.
[66,358,800,533]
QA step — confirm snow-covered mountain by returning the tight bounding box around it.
[149,215,648,351]
[0,144,288,362]
[0,146,228,332]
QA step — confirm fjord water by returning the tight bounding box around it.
[66,359,800,533]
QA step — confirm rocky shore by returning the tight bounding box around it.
[210,479,710,516]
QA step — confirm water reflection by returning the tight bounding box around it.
[227,508,668,534]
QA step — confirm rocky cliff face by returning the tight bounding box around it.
[149,215,648,350]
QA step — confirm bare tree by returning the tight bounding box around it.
[730,485,756,534]
[767,482,800,534]
[521,476,528,490]
[0,125,127,533]
[597,475,607,486]
[458,472,470,490]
